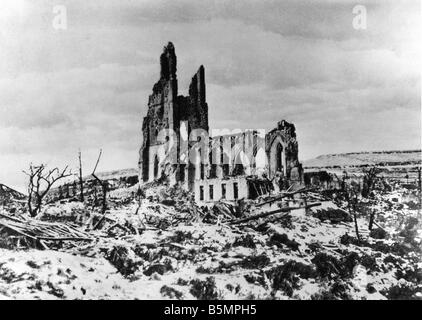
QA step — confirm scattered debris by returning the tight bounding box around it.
[0,212,92,249]
[0,168,421,300]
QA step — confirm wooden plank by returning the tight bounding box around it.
[0,222,38,240]
[1,214,93,243]
[230,202,321,224]
[0,213,25,223]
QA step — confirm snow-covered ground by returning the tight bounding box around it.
[0,182,421,300]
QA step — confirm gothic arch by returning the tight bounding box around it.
[276,143,283,173]
[268,135,287,178]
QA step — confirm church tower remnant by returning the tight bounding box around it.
[138,42,209,187]
[138,42,302,201]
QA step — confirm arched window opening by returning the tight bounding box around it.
[154,155,159,179]
[276,143,283,173]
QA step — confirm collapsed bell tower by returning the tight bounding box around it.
[138,42,209,186]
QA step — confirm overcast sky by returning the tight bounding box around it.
[0,0,420,192]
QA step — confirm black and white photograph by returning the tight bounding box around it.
[0,0,421,305]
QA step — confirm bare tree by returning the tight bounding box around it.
[23,164,72,217]
[91,149,109,230]
[417,167,421,214]
[361,167,381,231]
[341,170,348,192]
[361,167,379,198]
[133,185,147,231]
[343,177,361,243]
[78,149,84,202]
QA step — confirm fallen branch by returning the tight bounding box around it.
[0,212,26,223]
[255,212,291,230]
[38,240,50,250]
[256,187,316,207]
[107,223,131,234]
[92,215,107,230]
[0,214,93,246]
[91,149,108,230]
[230,202,321,225]
[373,221,387,232]
[37,236,92,242]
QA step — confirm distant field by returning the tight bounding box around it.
[303,150,421,169]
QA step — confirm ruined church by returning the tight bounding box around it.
[139,42,303,203]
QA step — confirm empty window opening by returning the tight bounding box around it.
[154,155,159,178]
[199,186,204,201]
[223,164,230,176]
[209,164,217,178]
[276,143,283,173]
[233,182,238,199]
[200,164,205,180]
[179,164,185,182]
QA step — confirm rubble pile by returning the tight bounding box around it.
[0,176,421,300]
[0,213,92,250]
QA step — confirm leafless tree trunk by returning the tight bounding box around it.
[418,167,421,220]
[361,167,381,230]
[344,180,361,243]
[134,186,147,230]
[346,197,361,243]
[353,209,361,243]
[78,150,84,202]
[23,164,72,217]
[91,149,108,229]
